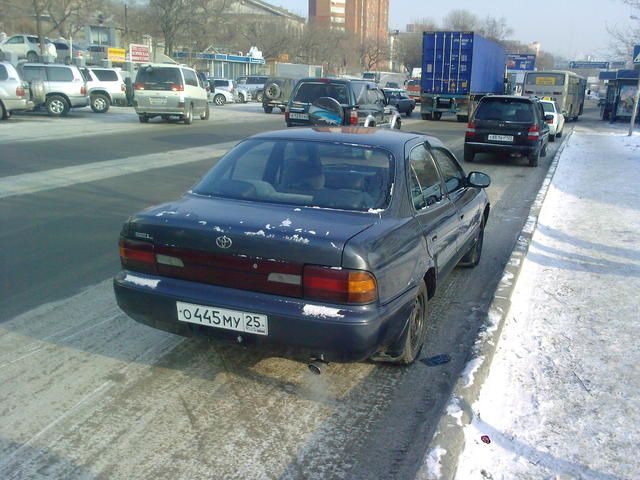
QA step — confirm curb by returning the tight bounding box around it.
[416,130,574,480]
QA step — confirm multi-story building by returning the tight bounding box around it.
[309,0,389,45]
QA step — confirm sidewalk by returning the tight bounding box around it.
[455,124,640,479]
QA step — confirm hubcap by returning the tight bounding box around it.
[215,97,223,105]
[94,97,106,110]
[50,100,64,114]
[408,295,425,352]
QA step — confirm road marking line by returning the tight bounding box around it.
[0,141,238,199]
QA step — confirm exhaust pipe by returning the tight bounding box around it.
[308,358,328,375]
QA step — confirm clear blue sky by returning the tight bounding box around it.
[270,0,636,59]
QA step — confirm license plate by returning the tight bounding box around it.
[488,134,514,142]
[289,112,309,120]
[149,97,167,105]
[176,301,268,336]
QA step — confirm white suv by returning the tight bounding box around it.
[0,61,34,119]
[81,67,126,113]
[133,64,209,124]
[0,34,57,62]
[19,63,88,116]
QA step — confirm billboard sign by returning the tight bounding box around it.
[506,54,536,71]
[569,61,610,69]
[130,43,151,63]
[107,47,126,63]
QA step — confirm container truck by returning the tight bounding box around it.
[420,31,506,122]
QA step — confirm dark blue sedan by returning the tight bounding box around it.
[114,127,491,366]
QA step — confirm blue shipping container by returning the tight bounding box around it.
[421,31,506,95]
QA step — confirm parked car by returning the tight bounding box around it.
[406,78,421,102]
[208,78,250,104]
[52,41,88,64]
[0,61,34,119]
[262,77,300,113]
[464,95,551,167]
[210,85,234,106]
[133,63,209,124]
[113,127,491,366]
[81,67,126,113]
[286,78,401,129]
[540,99,565,142]
[0,34,56,62]
[383,88,416,117]
[18,63,88,116]
[236,75,269,101]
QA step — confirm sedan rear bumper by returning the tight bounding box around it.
[113,271,416,363]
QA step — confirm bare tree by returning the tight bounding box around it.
[608,0,640,58]
[442,9,478,31]
[480,16,513,43]
[359,39,389,71]
[397,18,438,74]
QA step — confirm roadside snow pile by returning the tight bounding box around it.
[456,127,640,479]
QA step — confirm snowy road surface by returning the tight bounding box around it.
[0,101,580,479]
[456,125,640,479]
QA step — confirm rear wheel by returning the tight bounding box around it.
[45,95,69,117]
[263,105,273,114]
[0,101,6,120]
[200,103,210,120]
[394,118,402,129]
[464,146,475,162]
[256,92,264,102]
[528,149,539,167]
[214,94,226,106]
[433,112,442,121]
[139,114,149,123]
[557,129,563,138]
[183,104,193,125]
[549,133,556,142]
[90,93,110,113]
[406,107,413,117]
[26,51,38,62]
[396,283,429,365]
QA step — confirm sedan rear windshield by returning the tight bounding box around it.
[475,99,534,123]
[541,102,556,113]
[192,139,394,212]
[135,67,182,90]
[293,83,350,105]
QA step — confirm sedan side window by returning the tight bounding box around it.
[432,149,466,194]
[409,146,443,210]
[8,36,24,44]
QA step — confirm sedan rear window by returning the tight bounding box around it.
[293,83,350,105]
[135,67,182,90]
[193,140,394,212]
[541,102,555,113]
[475,99,534,123]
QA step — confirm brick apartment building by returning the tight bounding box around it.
[309,0,389,45]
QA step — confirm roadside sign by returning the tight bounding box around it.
[569,61,610,69]
[506,54,536,71]
[129,43,150,63]
[634,45,640,64]
[107,47,126,63]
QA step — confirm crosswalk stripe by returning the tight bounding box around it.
[0,141,238,199]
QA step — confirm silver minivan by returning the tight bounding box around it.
[133,64,209,124]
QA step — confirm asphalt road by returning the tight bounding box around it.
[0,102,594,479]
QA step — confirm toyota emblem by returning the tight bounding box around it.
[216,236,232,249]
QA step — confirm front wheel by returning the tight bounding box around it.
[138,114,149,123]
[459,221,485,268]
[394,118,402,129]
[238,93,245,103]
[90,93,110,113]
[214,94,226,106]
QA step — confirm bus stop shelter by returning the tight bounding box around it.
[600,69,640,122]
[173,51,266,79]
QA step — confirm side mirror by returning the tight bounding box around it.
[467,171,491,189]
[544,114,554,121]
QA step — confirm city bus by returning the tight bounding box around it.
[523,70,587,120]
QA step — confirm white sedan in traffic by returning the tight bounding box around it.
[541,100,565,142]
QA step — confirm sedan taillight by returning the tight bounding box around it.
[303,266,377,305]
[119,238,157,274]
[80,85,87,95]
[170,83,184,92]
[134,82,144,91]
[349,109,358,125]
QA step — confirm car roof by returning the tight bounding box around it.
[250,127,444,151]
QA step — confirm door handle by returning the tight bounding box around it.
[460,214,464,220]
[431,235,438,242]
